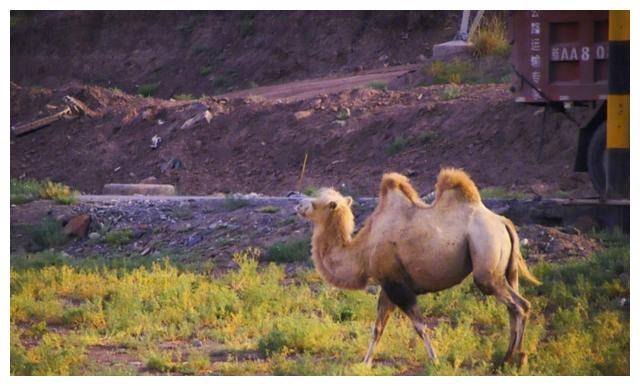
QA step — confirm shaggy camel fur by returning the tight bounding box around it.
[295,168,540,367]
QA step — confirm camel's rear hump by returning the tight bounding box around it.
[435,168,481,203]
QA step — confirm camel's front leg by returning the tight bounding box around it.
[363,290,395,366]
[403,303,438,363]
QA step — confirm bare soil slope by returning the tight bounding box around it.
[10,81,594,197]
[10,11,457,98]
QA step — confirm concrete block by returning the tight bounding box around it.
[103,183,177,196]
[432,40,474,59]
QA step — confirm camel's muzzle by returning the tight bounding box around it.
[295,200,312,219]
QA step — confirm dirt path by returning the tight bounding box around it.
[220,65,417,101]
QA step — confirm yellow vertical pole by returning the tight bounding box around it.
[606,10,630,198]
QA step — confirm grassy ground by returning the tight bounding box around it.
[10,233,629,375]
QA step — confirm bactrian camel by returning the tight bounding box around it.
[295,168,540,367]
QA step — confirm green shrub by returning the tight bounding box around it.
[368,81,388,91]
[212,76,229,92]
[441,84,462,100]
[480,187,531,200]
[104,228,134,246]
[265,238,310,263]
[386,135,409,156]
[223,195,250,211]
[470,14,510,57]
[427,59,474,84]
[258,329,289,356]
[40,181,77,205]
[10,332,85,375]
[11,179,42,204]
[257,205,280,214]
[11,179,77,205]
[30,218,66,249]
[172,93,194,101]
[303,185,319,197]
[199,65,212,76]
[11,250,72,270]
[180,350,211,375]
[137,82,160,97]
[418,129,438,144]
[239,16,255,37]
[146,351,177,373]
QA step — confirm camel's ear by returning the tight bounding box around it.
[328,201,337,210]
[345,196,353,207]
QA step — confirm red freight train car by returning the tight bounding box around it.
[509,10,629,198]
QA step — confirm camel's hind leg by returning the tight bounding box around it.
[505,285,531,366]
[364,290,396,366]
[478,279,530,366]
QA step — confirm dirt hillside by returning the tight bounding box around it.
[10,81,594,197]
[10,10,594,197]
[11,11,458,98]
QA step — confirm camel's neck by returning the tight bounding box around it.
[311,222,368,290]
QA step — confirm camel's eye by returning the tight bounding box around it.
[328,201,337,210]
[311,201,317,210]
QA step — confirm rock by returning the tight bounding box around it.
[141,109,155,121]
[63,214,91,238]
[88,232,101,240]
[103,183,177,196]
[378,54,389,62]
[161,158,183,175]
[418,54,428,62]
[150,135,162,149]
[294,110,314,120]
[563,226,580,235]
[180,112,205,130]
[366,286,378,295]
[336,107,351,120]
[176,223,193,232]
[204,110,213,124]
[186,234,202,247]
[192,339,203,348]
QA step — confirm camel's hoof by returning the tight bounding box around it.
[500,354,513,368]
[516,353,528,368]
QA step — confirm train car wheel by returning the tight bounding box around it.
[587,121,607,196]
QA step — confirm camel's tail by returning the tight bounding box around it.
[503,217,541,287]
[379,172,428,208]
[435,168,481,204]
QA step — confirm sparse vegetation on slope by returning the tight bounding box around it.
[470,14,510,58]
[11,179,77,205]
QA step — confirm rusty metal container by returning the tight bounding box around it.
[510,11,609,103]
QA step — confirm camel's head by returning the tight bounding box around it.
[295,188,354,228]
